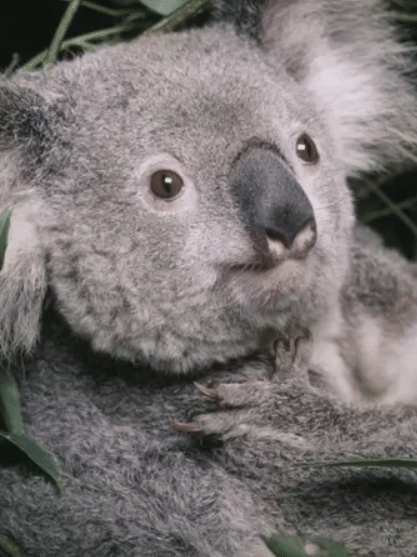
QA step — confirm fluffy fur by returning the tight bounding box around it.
[213,0,417,175]
[1,1,417,555]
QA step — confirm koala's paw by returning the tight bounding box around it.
[171,329,312,437]
[171,381,270,437]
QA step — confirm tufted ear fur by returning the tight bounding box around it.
[0,85,50,360]
[213,0,417,177]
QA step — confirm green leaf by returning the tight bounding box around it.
[309,536,351,557]
[261,533,351,557]
[0,430,62,490]
[314,457,417,469]
[0,208,11,272]
[0,363,25,434]
[138,0,188,15]
[0,361,62,490]
[0,535,24,557]
[261,534,311,557]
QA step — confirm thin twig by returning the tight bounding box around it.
[46,0,83,65]
[364,179,417,238]
[58,0,145,18]
[4,53,20,77]
[360,193,417,223]
[20,20,146,71]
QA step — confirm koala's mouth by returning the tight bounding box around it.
[221,251,314,311]
[227,220,318,274]
[228,250,309,273]
[228,256,276,273]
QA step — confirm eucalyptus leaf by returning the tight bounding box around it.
[0,361,62,489]
[0,363,25,434]
[0,535,24,557]
[309,536,351,557]
[0,207,11,272]
[262,533,351,557]
[0,430,62,490]
[138,0,187,15]
[261,534,312,557]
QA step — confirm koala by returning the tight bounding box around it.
[1,0,417,556]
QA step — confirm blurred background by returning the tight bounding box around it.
[1,0,417,259]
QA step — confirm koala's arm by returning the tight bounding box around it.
[173,337,417,555]
[175,331,414,440]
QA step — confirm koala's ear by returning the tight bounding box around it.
[0,85,49,360]
[259,0,417,176]
[214,0,417,176]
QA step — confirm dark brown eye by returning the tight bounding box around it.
[296,134,319,163]
[150,170,184,199]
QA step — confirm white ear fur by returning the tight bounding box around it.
[261,0,417,176]
[0,197,46,359]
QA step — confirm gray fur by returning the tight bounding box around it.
[214,0,417,175]
[1,1,417,555]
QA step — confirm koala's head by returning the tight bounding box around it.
[0,12,416,373]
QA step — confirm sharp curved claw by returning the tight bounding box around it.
[170,418,202,435]
[193,382,221,401]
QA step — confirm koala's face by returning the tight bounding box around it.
[2,26,354,372]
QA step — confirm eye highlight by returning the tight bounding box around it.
[296,133,319,163]
[150,170,184,199]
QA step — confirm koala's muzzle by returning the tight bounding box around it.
[231,148,316,263]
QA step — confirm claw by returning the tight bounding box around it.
[170,418,202,435]
[274,335,291,354]
[194,382,221,401]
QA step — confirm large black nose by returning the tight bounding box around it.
[230,147,316,253]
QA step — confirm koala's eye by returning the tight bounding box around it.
[296,134,319,163]
[150,170,184,199]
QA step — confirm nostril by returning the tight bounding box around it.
[230,147,317,257]
[265,227,293,248]
[291,218,317,257]
[298,218,317,251]
[309,218,317,243]
[265,216,316,251]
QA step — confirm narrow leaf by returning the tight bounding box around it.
[262,533,351,557]
[0,208,11,272]
[261,534,310,557]
[309,536,351,557]
[0,536,24,557]
[0,364,25,434]
[0,430,62,490]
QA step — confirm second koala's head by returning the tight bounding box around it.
[0,10,414,373]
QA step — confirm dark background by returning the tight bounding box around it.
[0,0,116,71]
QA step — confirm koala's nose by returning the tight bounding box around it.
[262,202,316,251]
[265,216,316,257]
[231,147,317,258]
